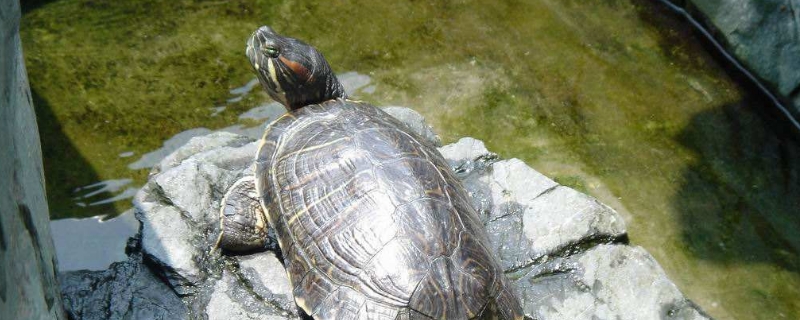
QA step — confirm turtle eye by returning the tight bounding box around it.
[263,46,279,58]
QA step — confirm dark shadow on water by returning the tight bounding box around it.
[675,93,800,273]
[633,0,800,274]
[21,0,59,15]
[31,88,120,219]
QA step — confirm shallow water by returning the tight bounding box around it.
[21,0,800,318]
[50,209,138,271]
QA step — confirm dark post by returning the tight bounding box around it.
[0,0,66,318]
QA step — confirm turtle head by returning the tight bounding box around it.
[246,26,346,110]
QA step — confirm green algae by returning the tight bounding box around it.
[22,0,799,319]
[23,0,273,217]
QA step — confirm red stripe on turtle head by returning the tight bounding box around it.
[279,56,313,83]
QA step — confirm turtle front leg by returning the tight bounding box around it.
[214,176,270,252]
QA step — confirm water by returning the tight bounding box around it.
[21,0,800,318]
[50,209,138,271]
[48,72,382,272]
[50,71,379,219]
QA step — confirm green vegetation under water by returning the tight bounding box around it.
[22,0,800,319]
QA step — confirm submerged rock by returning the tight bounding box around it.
[60,107,710,319]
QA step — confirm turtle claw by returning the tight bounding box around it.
[215,176,270,252]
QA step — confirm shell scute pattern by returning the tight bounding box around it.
[393,199,462,259]
[296,268,337,313]
[328,206,398,269]
[256,100,521,318]
[353,127,427,162]
[315,287,367,319]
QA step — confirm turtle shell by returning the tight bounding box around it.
[254,99,522,319]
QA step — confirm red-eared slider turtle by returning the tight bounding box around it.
[216,26,524,319]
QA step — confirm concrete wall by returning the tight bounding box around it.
[0,0,66,318]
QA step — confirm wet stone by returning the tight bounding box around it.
[205,269,297,320]
[382,106,442,147]
[152,131,254,174]
[515,244,710,320]
[58,252,188,320]
[438,138,626,270]
[153,159,237,223]
[235,252,297,314]
[438,137,491,165]
[136,201,200,295]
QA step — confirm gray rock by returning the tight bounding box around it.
[129,128,215,170]
[236,253,296,314]
[134,133,257,295]
[383,106,442,147]
[515,244,709,320]
[677,0,800,119]
[59,252,188,320]
[438,138,703,319]
[137,201,202,294]
[0,0,65,318]
[152,131,254,174]
[338,71,372,94]
[132,131,297,315]
[61,107,708,319]
[238,102,285,122]
[438,136,493,163]
[439,138,627,270]
[229,79,261,100]
[204,268,296,320]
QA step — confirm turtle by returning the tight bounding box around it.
[215,26,524,320]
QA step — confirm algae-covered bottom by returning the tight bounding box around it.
[21,0,799,319]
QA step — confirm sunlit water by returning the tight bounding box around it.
[23,0,800,319]
[49,72,382,271]
[50,209,138,271]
